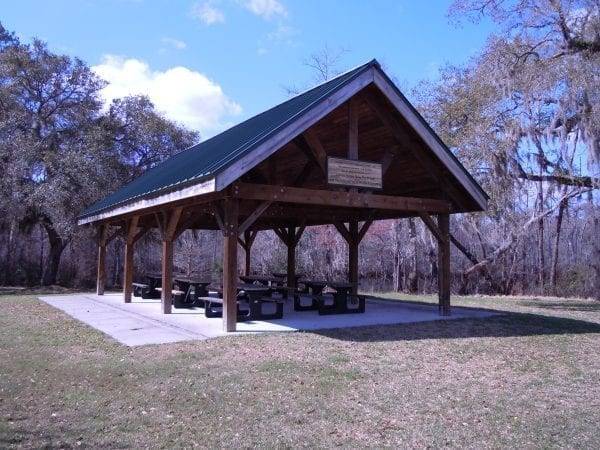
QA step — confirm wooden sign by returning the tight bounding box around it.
[327,157,383,189]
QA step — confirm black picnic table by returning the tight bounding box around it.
[173,277,212,306]
[239,275,284,287]
[295,280,365,314]
[319,282,364,315]
[208,283,283,321]
[272,272,305,282]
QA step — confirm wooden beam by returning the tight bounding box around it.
[348,220,359,294]
[78,180,219,226]
[212,203,225,233]
[348,98,359,160]
[232,182,451,214]
[161,239,173,314]
[173,211,198,240]
[240,230,258,276]
[380,148,396,178]
[165,207,183,240]
[273,227,288,244]
[300,131,328,175]
[286,226,297,292]
[294,222,306,245]
[160,207,183,314]
[334,222,352,244]
[123,216,139,304]
[238,201,272,234]
[292,159,316,187]
[418,212,448,245]
[437,214,451,315]
[222,198,239,332]
[132,227,149,244]
[357,219,373,243]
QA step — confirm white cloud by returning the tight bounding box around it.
[190,1,225,25]
[93,55,242,135]
[267,23,297,42]
[161,37,187,50]
[242,0,287,19]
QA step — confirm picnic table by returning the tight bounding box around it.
[130,273,162,299]
[272,272,304,282]
[173,277,212,306]
[293,279,327,311]
[319,282,365,315]
[294,280,364,314]
[209,283,283,320]
[239,275,283,287]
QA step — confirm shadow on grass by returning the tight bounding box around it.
[518,300,600,312]
[311,300,600,343]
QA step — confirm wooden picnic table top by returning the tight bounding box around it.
[328,282,356,289]
[173,277,212,285]
[272,272,305,279]
[211,283,272,294]
[303,279,328,287]
[146,273,162,279]
[239,275,282,284]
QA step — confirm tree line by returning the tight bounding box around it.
[0,0,598,299]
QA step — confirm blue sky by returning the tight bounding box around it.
[3,0,495,138]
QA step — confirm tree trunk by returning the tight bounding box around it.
[41,222,66,286]
[593,214,600,301]
[4,219,16,285]
[537,178,545,293]
[407,218,419,292]
[550,196,567,294]
[392,220,403,291]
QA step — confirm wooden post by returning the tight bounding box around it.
[222,198,239,332]
[161,239,173,313]
[286,226,296,291]
[348,221,359,294]
[96,225,108,295]
[123,216,139,303]
[437,214,451,315]
[157,207,183,314]
[240,230,257,276]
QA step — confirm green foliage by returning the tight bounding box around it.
[0,22,199,285]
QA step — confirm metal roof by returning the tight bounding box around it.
[79,60,376,219]
[79,58,488,221]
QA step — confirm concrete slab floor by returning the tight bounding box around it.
[38,293,498,347]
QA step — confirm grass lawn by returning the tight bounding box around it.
[1,292,600,448]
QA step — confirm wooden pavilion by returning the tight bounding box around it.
[78,60,488,332]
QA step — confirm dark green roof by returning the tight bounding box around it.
[80,60,377,219]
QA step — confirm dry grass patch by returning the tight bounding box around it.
[1,293,600,448]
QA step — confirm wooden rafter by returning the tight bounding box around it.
[238,201,272,234]
[300,131,328,175]
[211,203,225,233]
[357,219,373,243]
[418,211,448,245]
[334,222,352,243]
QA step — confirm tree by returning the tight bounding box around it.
[0,23,198,285]
[411,0,599,293]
